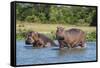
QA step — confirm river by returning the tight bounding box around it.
[16,40,97,65]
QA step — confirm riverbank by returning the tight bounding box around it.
[16,21,96,33]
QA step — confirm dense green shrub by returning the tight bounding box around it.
[86,32,96,41]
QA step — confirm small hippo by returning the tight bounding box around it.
[25,31,57,48]
[56,26,86,49]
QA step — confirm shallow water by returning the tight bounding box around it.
[16,40,96,65]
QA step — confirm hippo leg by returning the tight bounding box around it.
[71,43,77,48]
[80,43,84,47]
[71,45,76,48]
[32,42,36,47]
[71,42,78,48]
[40,44,45,48]
[38,44,44,48]
[72,44,80,48]
[66,43,72,48]
[36,42,44,48]
[79,37,86,47]
[37,44,40,48]
[58,40,65,49]
[79,41,85,47]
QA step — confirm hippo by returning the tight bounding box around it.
[56,26,86,49]
[25,31,57,48]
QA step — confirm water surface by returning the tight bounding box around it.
[16,40,96,65]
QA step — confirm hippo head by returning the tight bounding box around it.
[25,31,37,45]
[56,26,65,40]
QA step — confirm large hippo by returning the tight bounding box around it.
[56,26,86,49]
[25,31,57,47]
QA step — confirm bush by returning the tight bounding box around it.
[86,32,96,41]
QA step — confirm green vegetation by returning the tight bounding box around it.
[86,32,96,41]
[16,3,97,26]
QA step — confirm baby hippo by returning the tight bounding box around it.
[56,26,86,49]
[25,31,57,48]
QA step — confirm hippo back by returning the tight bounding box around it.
[64,28,86,45]
[38,33,57,46]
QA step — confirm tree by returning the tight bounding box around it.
[16,3,97,26]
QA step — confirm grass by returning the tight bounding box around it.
[16,21,96,33]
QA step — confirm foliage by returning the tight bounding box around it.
[86,32,96,41]
[16,3,97,26]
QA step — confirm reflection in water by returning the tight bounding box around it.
[24,46,33,49]
[24,46,45,49]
